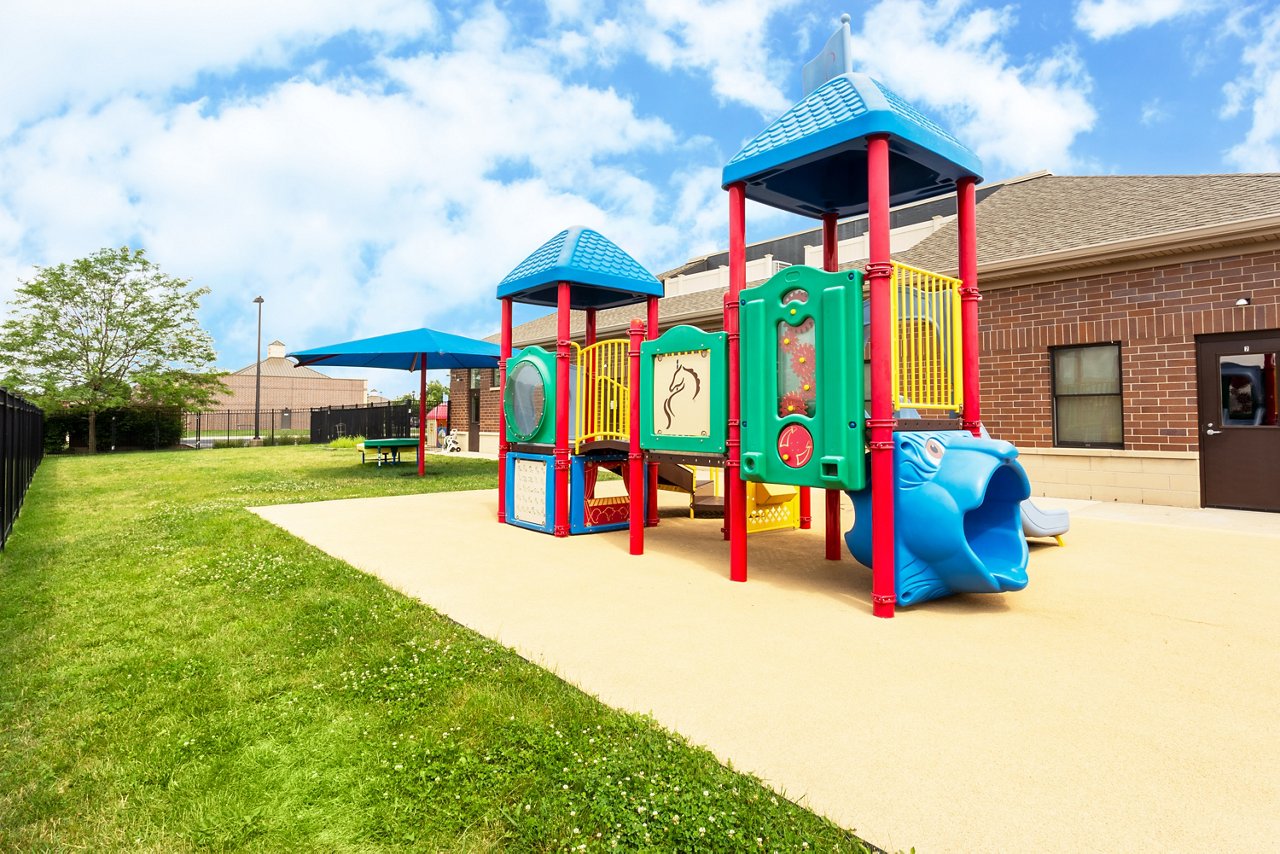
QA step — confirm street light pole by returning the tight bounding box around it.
[253,296,264,442]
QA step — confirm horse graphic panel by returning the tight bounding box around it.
[653,349,712,438]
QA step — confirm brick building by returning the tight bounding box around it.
[210,340,369,429]
[455,172,1280,511]
[449,365,501,453]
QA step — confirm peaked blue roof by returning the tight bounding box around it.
[722,72,983,217]
[496,226,664,310]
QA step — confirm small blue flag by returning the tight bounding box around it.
[801,13,854,97]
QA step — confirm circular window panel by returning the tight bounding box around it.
[506,359,547,441]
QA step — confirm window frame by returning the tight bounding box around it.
[1050,341,1125,450]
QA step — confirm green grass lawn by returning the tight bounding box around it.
[0,445,875,852]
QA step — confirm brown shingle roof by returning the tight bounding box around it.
[899,173,1280,275]
[501,173,1280,346]
[508,285,730,347]
[233,356,335,379]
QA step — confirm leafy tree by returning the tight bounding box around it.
[0,247,225,453]
[424,379,446,410]
[393,379,446,410]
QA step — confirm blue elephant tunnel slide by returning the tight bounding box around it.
[846,431,1032,607]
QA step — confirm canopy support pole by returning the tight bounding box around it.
[498,298,512,521]
[822,212,842,560]
[726,181,748,581]
[867,134,896,618]
[958,176,983,438]
[629,320,645,555]
[646,296,660,527]
[418,355,426,477]
[554,281,571,537]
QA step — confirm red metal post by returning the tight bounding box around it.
[497,298,512,521]
[727,182,748,581]
[646,296,660,527]
[418,356,427,478]
[554,281,571,537]
[867,134,896,618]
[585,308,597,452]
[628,320,645,554]
[957,176,983,437]
[821,212,842,559]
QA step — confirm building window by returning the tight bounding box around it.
[1052,343,1123,448]
[469,369,483,390]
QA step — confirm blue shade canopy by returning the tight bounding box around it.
[496,226,664,310]
[288,327,500,372]
[721,72,983,218]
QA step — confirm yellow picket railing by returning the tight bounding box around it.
[574,338,631,452]
[890,262,964,412]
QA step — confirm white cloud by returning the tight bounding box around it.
[0,3,722,391]
[849,1,1096,175]
[1140,98,1170,125]
[637,0,802,116]
[542,0,804,116]
[1222,6,1280,170]
[0,0,437,138]
[1075,0,1210,40]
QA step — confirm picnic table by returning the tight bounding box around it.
[358,438,419,467]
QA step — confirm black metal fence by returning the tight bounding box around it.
[181,408,310,447]
[310,402,415,443]
[2,388,44,550]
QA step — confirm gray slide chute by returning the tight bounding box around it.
[978,425,1068,543]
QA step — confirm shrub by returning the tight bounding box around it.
[327,435,366,450]
[44,406,183,452]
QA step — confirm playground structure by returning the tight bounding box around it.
[494,15,1065,617]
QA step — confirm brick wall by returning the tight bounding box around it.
[979,248,1280,453]
[449,368,501,448]
[214,373,367,412]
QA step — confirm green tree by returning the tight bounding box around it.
[393,379,445,410]
[0,246,225,452]
[424,379,446,410]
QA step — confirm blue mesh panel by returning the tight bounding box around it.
[726,76,867,167]
[498,229,569,287]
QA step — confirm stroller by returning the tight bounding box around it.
[441,430,462,453]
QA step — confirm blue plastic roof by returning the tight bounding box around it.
[496,226,664,310]
[722,72,983,217]
[289,327,500,371]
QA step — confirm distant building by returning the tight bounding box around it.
[210,340,369,416]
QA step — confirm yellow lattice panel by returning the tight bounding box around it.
[575,339,631,452]
[746,482,800,534]
[890,262,964,412]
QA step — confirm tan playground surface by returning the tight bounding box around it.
[253,490,1280,853]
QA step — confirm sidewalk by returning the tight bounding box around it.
[253,491,1280,853]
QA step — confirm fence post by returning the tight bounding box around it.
[1,388,44,551]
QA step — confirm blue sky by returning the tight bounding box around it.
[2,0,1278,397]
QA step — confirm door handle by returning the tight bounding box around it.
[1206,428,1223,435]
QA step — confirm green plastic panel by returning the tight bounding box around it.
[740,265,866,490]
[504,346,556,445]
[640,325,727,454]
